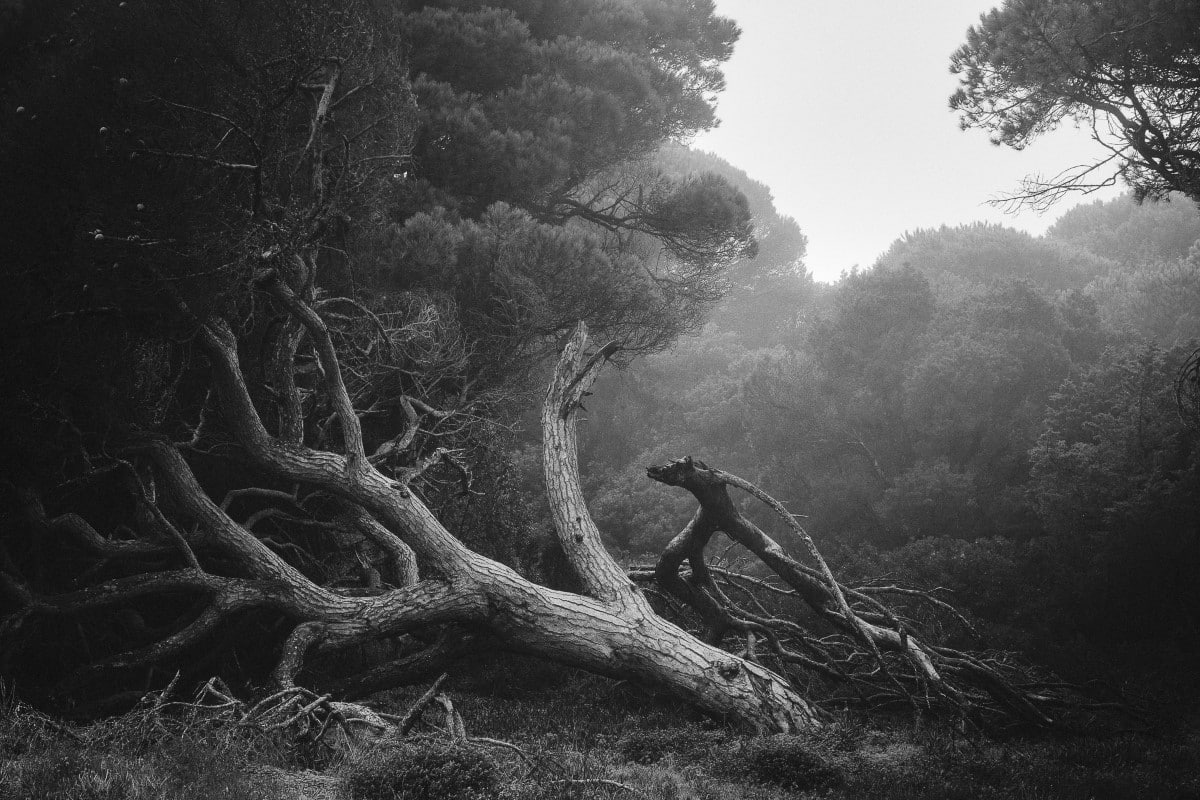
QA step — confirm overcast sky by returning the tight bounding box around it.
[692,1,1122,282]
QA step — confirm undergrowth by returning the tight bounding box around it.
[3,662,1199,800]
[0,694,280,800]
[348,740,499,800]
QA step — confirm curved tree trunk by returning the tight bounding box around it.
[1,279,1074,729]
[0,11,1075,733]
[530,326,820,730]
[2,290,820,731]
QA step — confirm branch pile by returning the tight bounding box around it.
[633,456,1124,729]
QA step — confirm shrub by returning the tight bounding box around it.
[713,735,843,792]
[2,749,132,800]
[617,729,678,764]
[617,726,731,765]
[348,741,499,800]
[0,699,266,800]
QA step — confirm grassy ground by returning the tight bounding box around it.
[3,660,1199,800]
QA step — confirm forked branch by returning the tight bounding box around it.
[646,456,1062,727]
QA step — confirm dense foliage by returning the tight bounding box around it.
[0,0,752,452]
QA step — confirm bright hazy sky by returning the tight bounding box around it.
[692,1,1121,282]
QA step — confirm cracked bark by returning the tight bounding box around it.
[3,306,822,731]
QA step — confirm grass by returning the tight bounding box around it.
[0,698,279,800]
[3,659,1199,800]
[364,656,1200,799]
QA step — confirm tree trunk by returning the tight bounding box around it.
[1,287,1068,729]
[1,299,820,731]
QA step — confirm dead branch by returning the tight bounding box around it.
[434,692,467,740]
[646,455,1064,727]
[18,486,174,561]
[398,673,448,736]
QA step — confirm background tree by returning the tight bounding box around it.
[1046,192,1200,265]
[391,0,755,355]
[951,0,1200,208]
[1027,343,1200,639]
[875,222,1108,291]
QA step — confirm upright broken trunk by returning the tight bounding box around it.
[530,324,822,731]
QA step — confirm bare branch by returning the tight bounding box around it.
[265,275,366,463]
[543,323,641,604]
[19,486,173,561]
[134,149,258,172]
[398,673,448,736]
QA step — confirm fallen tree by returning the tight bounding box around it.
[1,314,821,732]
[635,458,1067,727]
[0,0,1089,735]
[1,309,1090,732]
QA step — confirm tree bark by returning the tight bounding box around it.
[139,305,824,730]
[1,291,1067,729]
